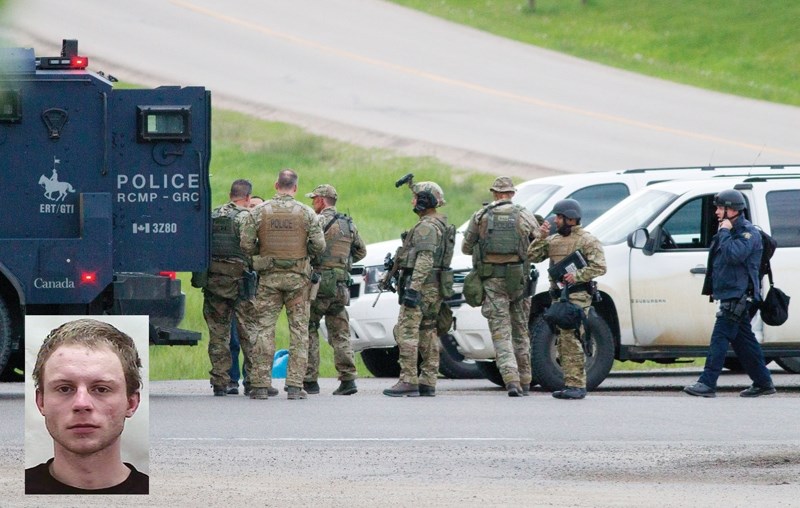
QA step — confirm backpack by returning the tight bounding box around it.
[754,226,790,326]
[755,226,776,280]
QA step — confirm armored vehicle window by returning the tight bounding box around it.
[137,105,191,142]
[766,190,800,248]
[0,89,22,123]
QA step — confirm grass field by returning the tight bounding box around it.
[389,0,800,107]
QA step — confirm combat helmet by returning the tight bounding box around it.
[412,181,446,207]
[551,198,582,220]
[714,189,746,211]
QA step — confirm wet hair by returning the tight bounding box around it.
[33,319,143,397]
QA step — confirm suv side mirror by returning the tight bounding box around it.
[628,228,648,249]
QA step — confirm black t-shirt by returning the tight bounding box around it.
[25,458,149,495]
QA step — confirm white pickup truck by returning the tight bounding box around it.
[336,165,798,379]
[517,173,800,391]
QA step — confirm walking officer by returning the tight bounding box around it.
[683,189,776,398]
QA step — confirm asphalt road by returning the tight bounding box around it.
[3,370,799,507]
[4,0,800,177]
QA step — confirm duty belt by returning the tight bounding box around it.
[484,262,523,278]
[549,282,592,299]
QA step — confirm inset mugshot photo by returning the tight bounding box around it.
[24,316,150,495]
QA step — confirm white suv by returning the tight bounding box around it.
[521,173,800,391]
[336,165,799,379]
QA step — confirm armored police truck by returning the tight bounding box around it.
[0,40,211,379]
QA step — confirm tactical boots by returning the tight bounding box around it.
[506,382,524,397]
[552,387,587,400]
[244,385,278,397]
[521,383,531,396]
[286,386,308,400]
[383,381,420,397]
[226,382,239,395]
[418,384,436,397]
[249,388,270,400]
[303,381,321,394]
[212,385,227,397]
[333,379,358,396]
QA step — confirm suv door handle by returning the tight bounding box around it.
[690,266,706,274]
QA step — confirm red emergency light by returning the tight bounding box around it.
[159,271,177,280]
[70,55,88,69]
[80,271,98,284]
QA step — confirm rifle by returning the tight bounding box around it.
[373,251,402,307]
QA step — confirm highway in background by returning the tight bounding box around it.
[4,0,800,178]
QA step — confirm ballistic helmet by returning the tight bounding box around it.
[412,181,445,207]
[714,189,746,211]
[551,198,582,220]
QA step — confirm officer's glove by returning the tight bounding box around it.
[402,288,421,308]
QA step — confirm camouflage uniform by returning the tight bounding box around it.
[527,225,606,388]
[203,202,265,391]
[394,211,449,387]
[462,179,539,389]
[305,202,366,383]
[240,193,325,390]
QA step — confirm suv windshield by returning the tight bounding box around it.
[587,188,680,245]
[515,183,561,213]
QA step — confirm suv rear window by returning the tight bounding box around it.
[568,183,630,225]
[766,190,800,247]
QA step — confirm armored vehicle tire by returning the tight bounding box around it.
[475,360,505,387]
[0,298,13,380]
[775,357,800,374]
[438,334,483,379]
[530,310,614,392]
[360,347,401,378]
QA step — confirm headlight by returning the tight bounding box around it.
[364,265,386,294]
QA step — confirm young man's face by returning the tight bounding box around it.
[35,344,139,458]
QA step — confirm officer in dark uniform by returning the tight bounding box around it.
[684,189,776,398]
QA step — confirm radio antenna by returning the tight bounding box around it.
[750,145,765,172]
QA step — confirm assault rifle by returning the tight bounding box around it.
[373,251,402,307]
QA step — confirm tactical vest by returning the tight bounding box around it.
[257,202,308,260]
[478,203,525,263]
[211,206,248,264]
[318,213,355,272]
[398,215,451,270]
[548,233,581,265]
